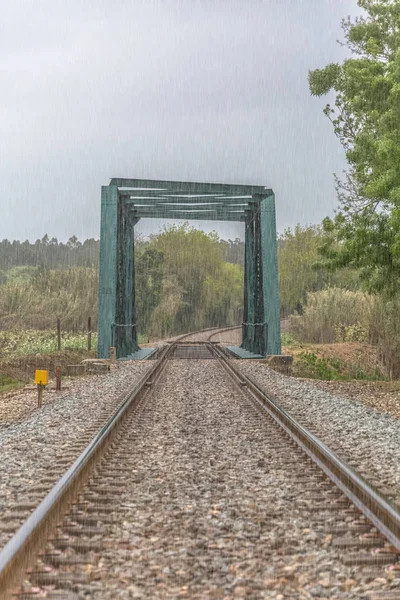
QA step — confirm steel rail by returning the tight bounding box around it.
[210,343,400,553]
[164,326,222,343]
[176,326,228,340]
[164,325,240,344]
[207,326,241,342]
[0,342,175,598]
[167,326,241,345]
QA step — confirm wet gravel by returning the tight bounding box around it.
[237,362,400,503]
[301,378,400,422]
[0,361,152,547]
[40,360,399,599]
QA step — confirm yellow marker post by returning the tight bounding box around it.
[35,370,48,408]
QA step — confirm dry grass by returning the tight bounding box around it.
[283,341,386,381]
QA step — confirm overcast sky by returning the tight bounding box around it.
[0,0,360,242]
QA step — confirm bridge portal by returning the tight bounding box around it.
[98,178,281,358]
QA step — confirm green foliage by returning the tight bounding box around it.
[0,236,99,271]
[137,224,243,337]
[0,330,97,358]
[149,275,186,338]
[369,292,400,378]
[0,374,22,393]
[296,352,345,380]
[201,262,243,328]
[334,322,369,342]
[320,211,400,294]
[289,286,400,379]
[4,266,39,282]
[295,351,385,381]
[0,267,98,331]
[0,226,243,340]
[309,63,342,96]
[135,247,164,333]
[309,1,400,293]
[278,224,359,314]
[219,238,245,266]
[137,333,150,345]
[281,332,297,346]
[289,288,373,343]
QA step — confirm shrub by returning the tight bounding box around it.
[295,351,385,381]
[334,322,368,343]
[369,294,400,379]
[0,267,98,331]
[0,330,97,358]
[288,287,400,379]
[289,288,373,344]
[296,352,344,380]
[281,332,297,346]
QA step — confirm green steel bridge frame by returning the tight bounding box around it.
[98,178,281,359]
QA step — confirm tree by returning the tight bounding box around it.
[150,224,224,332]
[0,236,100,271]
[136,224,244,336]
[67,235,81,249]
[308,0,400,292]
[135,247,164,333]
[278,225,359,314]
[219,238,245,266]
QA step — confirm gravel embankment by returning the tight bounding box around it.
[60,360,397,599]
[300,379,400,421]
[237,362,400,503]
[0,361,152,546]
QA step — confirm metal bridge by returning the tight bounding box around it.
[97,178,281,359]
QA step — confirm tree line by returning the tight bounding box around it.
[0,236,100,279]
[0,221,362,334]
[2,1,400,371]
[0,227,245,336]
[0,234,243,278]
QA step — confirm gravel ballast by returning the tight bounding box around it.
[2,345,400,598]
[27,359,399,599]
[0,361,152,546]
[237,362,400,503]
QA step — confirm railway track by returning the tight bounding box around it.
[165,325,241,344]
[0,333,399,598]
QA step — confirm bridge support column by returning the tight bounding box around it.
[98,187,139,359]
[260,193,281,354]
[242,214,255,351]
[253,206,267,355]
[98,186,119,358]
[241,194,281,356]
[242,207,267,355]
[115,206,139,358]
